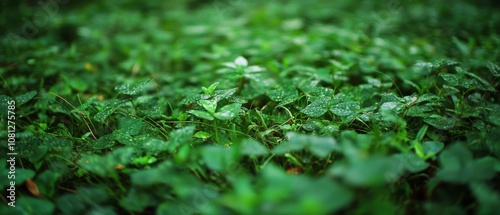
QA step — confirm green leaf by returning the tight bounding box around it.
[15,197,55,215]
[424,203,465,215]
[117,117,143,135]
[35,171,60,198]
[272,140,307,154]
[92,134,115,150]
[214,103,241,120]
[273,132,338,158]
[77,147,135,177]
[422,141,444,156]
[140,137,169,154]
[16,169,35,185]
[393,153,429,173]
[201,145,240,172]
[380,101,403,112]
[329,155,402,186]
[132,155,158,166]
[240,139,269,156]
[415,125,428,142]
[413,141,426,159]
[0,95,13,115]
[131,161,173,186]
[436,144,496,183]
[486,62,500,77]
[113,129,134,145]
[431,59,461,70]
[406,105,433,117]
[273,133,309,154]
[167,125,196,151]
[56,193,86,214]
[194,131,212,139]
[16,90,37,106]
[330,101,360,116]
[120,188,153,212]
[439,73,460,87]
[456,67,496,91]
[68,79,88,92]
[415,93,440,103]
[267,85,299,106]
[212,88,238,102]
[200,99,217,114]
[87,207,117,215]
[94,107,115,123]
[94,99,125,123]
[487,104,500,126]
[29,145,48,163]
[220,176,258,214]
[308,136,339,158]
[441,85,460,96]
[261,175,353,214]
[257,164,353,214]
[188,110,214,120]
[301,97,331,117]
[424,114,457,130]
[115,79,151,95]
[301,177,354,213]
[55,186,109,214]
[469,182,500,215]
[202,82,220,95]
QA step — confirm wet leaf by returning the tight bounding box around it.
[406,105,433,117]
[439,73,460,87]
[93,134,115,150]
[301,97,331,117]
[212,88,238,102]
[380,101,402,112]
[117,117,143,135]
[188,110,214,120]
[115,79,151,95]
[486,61,500,77]
[94,99,125,123]
[424,114,457,130]
[140,138,169,154]
[200,99,217,114]
[214,103,241,120]
[267,85,299,106]
[16,90,37,106]
[330,101,360,116]
[167,125,196,151]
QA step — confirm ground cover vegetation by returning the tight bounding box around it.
[1,0,500,214]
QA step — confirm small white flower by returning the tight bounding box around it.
[234,56,248,67]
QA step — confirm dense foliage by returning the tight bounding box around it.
[1,0,500,214]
